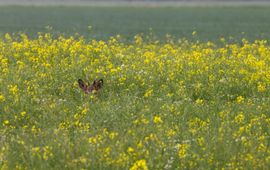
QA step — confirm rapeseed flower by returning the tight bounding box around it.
[130,159,148,170]
[0,33,270,169]
[153,115,163,124]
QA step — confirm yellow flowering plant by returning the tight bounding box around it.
[0,33,269,169]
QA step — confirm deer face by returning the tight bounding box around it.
[78,78,103,94]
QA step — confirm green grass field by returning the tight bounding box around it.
[1,5,270,170]
[1,32,270,169]
[1,6,270,41]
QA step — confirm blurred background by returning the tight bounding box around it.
[1,0,270,5]
[0,0,270,42]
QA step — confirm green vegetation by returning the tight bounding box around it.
[0,33,270,169]
[0,6,270,41]
[1,5,270,169]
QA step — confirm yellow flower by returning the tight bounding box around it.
[20,111,26,117]
[177,143,190,159]
[195,98,204,105]
[109,132,118,140]
[236,96,244,103]
[16,61,25,69]
[43,146,53,160]
[144,59,150,65]
[257,82,266,92]
[197,137,205,146]
[3,120,9,126]
[134,35,143,45]
[103,147,111,157]
[153,115,163,124]
[167,129,176,137]
[127,147,134,154]
[258,143,267,152]
[79,156,87,164]
[144,89,153,98]
[130,159,148,170]
[234,112,245,123]
[8,85,18,95]
[31,147,40,153]
[0,94,5,102]
[137,141,143,148]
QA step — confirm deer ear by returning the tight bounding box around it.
[78,79,86,89]
[98,79,103,85]
[95,79,103,89]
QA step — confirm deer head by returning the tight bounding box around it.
[78,78,103,94]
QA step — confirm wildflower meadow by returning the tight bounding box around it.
[0,33,270,169]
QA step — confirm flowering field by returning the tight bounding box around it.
[0,33,270,169]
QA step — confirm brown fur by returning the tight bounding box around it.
[78,78,103,94]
